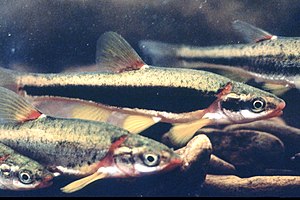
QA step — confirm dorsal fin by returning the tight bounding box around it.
[232,20,277,43]
[96,31,146,73]
[0,87,43,123]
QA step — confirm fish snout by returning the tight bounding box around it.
[36,173,54,189]
[269,99,286,118]
[164,156,183,171]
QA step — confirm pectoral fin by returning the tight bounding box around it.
[61,172,108,193]
[123,115,161,134]
[165,118,212,146]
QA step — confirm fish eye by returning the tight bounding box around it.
[251,98,266,112]
[142,153,160,167]
[18,170,34,184]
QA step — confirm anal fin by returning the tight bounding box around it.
[122,115,161,134]
[71,104,112,122]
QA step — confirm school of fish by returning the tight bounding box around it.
[0,20,292,193]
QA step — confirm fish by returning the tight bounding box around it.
[0,143,53,191]
[0,86,182,193]
[0,31,285,146]
[139,20,300,95]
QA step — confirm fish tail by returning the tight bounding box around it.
[0,67,19,92]
[0,86,43,123]
[138,40,179,66]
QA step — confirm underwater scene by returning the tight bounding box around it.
[0,0,299,197]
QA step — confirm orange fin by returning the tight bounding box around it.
[166,118,212,146]
[232,20,276,43]
[0,87,43,123]
[96,31,146,73]
[61,172,108,193]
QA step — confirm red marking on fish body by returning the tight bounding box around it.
[164,157,183,171]
[96,135,128,167]
[206,82,233,113]
[0,154,10,162]
[118,60,145,73]
[255,35,273,43]
[267,101,286,119]
[217,82,233,98]
[23,110,42,122]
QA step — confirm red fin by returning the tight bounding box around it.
[109,135,128,153]
[0,87,43,123]
[255,35,273,43]
[217,82,233,98]
[96,32,146,73]
[97,135,128,167]
[25,110,42,122]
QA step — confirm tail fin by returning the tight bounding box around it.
[139,40,180,66]
[0,86,43,123]
[0,67,19,92]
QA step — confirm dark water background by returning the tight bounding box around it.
[0,0,299,197]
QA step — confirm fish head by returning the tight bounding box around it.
[110,137,182,177]
[218,91,285,124]
[0,161,53,190]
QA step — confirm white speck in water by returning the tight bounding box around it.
[199,0,207,9]
[8,33,11,37]
[11,48,15,53]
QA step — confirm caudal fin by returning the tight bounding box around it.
[0,86,43,123]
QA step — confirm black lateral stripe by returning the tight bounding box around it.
[22,85,218,113]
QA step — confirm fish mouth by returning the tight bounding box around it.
[268,101,286,118]
[36,174,54,189]
[164,157,183,171]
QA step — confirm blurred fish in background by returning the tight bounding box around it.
[139,20,300,95]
